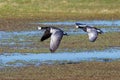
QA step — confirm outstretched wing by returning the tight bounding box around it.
[87,29,98,42]
[50,31,63,53]
[41,29,51,41]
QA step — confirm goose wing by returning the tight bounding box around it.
[50,31,63,53]
[88,32,98,42]
[87,28,98,42]
[41,29,51,41]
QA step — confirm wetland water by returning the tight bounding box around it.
[0,20,120,67]
[36,20,120,26]
[0,20,119,47]
[0,48,120,68]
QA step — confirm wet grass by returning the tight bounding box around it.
[0,61,120,80]
[61,32,120,51]
[0,32,119,53]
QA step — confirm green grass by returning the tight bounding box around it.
[0,0,120,31]
[0,61,120,80]
[0,0,120,20]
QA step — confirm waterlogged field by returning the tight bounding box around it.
[0,20,120,66]
[0,17,120,80]
[0,20,120,53]
[0,0,120,80]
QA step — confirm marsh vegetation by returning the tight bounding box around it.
[0,62,120,80]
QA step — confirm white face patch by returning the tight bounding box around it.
[50,28,53,33]
[76,24,87,28]
[76,25,79,28]
[38,26,42,30]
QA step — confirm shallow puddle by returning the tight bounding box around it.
[36,20,120,26]
[0,48,120,68]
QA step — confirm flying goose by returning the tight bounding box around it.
[75,23,103,42]
[38,26,68,53]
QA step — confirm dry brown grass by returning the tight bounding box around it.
[0,62,120,80]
